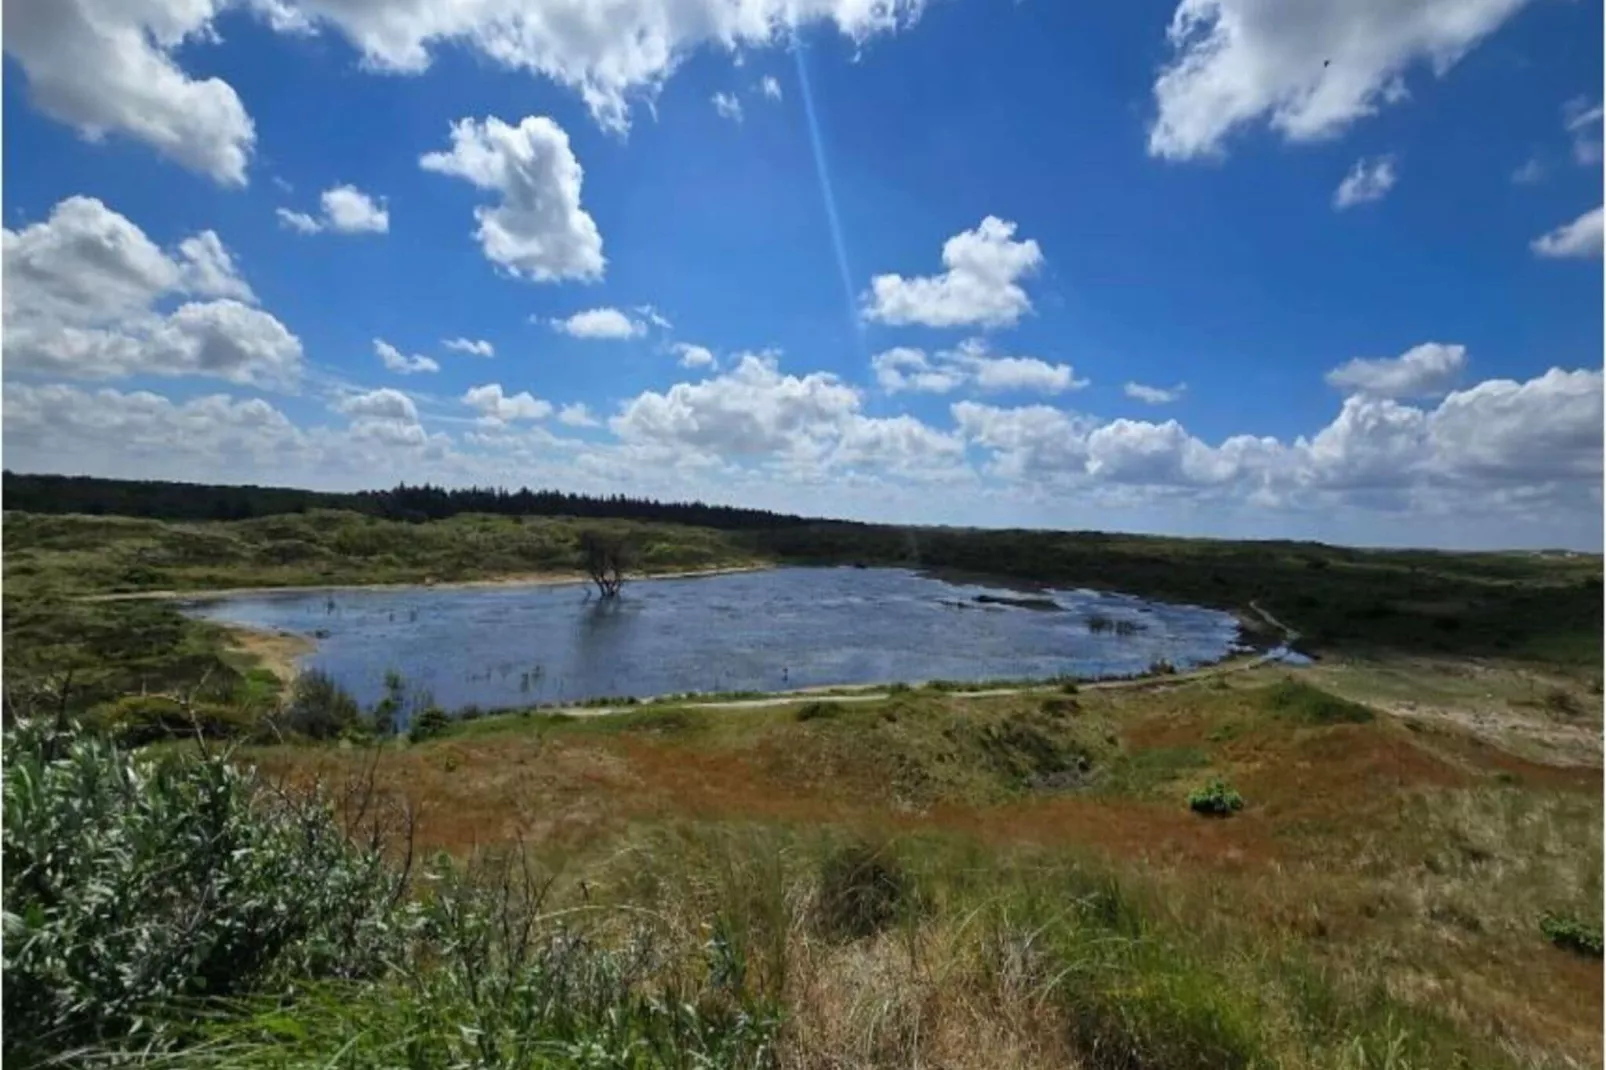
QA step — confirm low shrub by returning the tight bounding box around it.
[408,705,451,743]
[1542,687,1584,717]
[90,694,259,746]
[795,700,842,722]
[368,670,406,736]
[1,719,408,1064]
[1188,778,1245,816]
[278,668,361,739]
[816,840,914,942]
[1541,913,1603,957]
[1040,696,1079,718]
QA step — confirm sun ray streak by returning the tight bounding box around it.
[793,38,861,339]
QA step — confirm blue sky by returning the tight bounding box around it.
[3,0,1602,549]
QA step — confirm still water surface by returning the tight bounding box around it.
[184,567,1242,711]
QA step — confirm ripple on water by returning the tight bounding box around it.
[186,567,1241,713]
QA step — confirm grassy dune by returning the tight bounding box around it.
[234,666,1603,1069]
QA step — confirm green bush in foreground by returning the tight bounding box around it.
[1188,778,1246,816]
[1,721,782,1069]
[1,720,407,1064]
[1540,913,1603,957]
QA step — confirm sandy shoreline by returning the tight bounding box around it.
[220,625,317,683]
[81,564,771,603]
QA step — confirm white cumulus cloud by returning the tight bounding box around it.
[176,232,257,303]
[863,217,1044,329]
[374,338,440,375]
[277,208,324,234]
[672,342,717,369]
[551,307,646,339]
[254,0,928,135]
[874,339,1084,395]
[421,115,604,283]
[1125,382,1187,405]
[612,352,860,458]
[1325,342,1466,398]
[443,337,495,357]
[463,383,554,423]
[1531,205,1604,259]
[337,387,431,448]
[712,92,744,122]
[872,347,965,394]
[1148,0,1533,160]
[277,185,389,235]
[558,402,601,427]
[321,185,390,233]
[339,387,418,424]
[5,1,936,184]
[761,75,783,101]
[1334,155,1398,208]
[3,196,300,388]
[3,0,255,184]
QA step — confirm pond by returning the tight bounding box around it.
[183,567,1244,712]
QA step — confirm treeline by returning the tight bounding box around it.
[2,472,821,531]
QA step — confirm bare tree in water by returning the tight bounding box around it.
[578,530,629,598]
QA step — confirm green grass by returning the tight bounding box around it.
[1099,745,1212,798]
[3,509,755,599]
[1262,679,1378,725]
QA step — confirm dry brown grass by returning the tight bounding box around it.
[780,926,1077,1070]
[247,663,1603,1068]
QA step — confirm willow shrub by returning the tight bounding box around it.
[1,721,409,1064]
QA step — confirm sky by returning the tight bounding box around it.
[2,0,1602,550]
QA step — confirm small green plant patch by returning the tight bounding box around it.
[1262,679,1376,724]
[795,700,842,722]
[1540,913,1603,957]
[1188,778,1245,816]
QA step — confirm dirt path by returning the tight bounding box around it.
[1248,599,1301,643]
